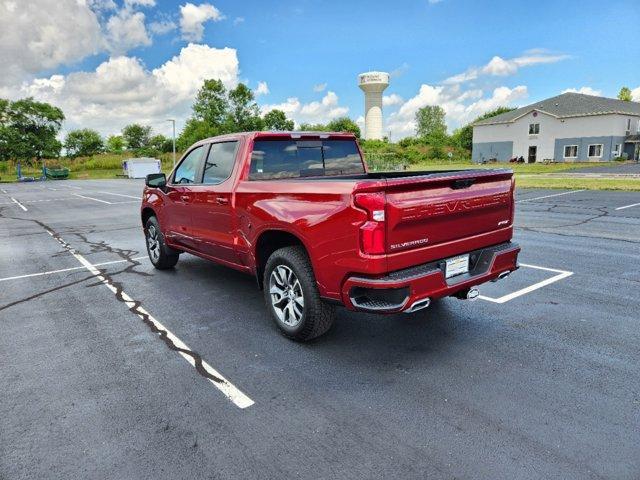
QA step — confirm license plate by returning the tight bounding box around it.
[445,254,470,279]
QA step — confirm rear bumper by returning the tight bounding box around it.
[341,242,520,313]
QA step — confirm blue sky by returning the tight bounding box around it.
[2,0,639,138]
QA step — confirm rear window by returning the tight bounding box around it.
[249,139,364,180]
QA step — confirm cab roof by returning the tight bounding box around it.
[193,131,357,145]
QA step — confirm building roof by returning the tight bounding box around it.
[474,92,640,126]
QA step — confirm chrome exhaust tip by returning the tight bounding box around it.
[405,297,431,313]
[492,270,512,282]
[466,287,480,301]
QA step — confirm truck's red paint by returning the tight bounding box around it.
[141,131,520,312]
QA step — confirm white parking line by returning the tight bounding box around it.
[478,263,573,304]
[44,228,254,409]
[1,188,7,194]
[516,189,586,203]
[0,256,148,282]
[11,197,28,211]
[72,193,113,204]
[615,202,640,211]
[99,191,142,200]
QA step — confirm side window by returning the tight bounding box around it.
[173,146,204,184]
[202,141,238,184]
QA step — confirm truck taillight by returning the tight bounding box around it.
[354,192,386,255]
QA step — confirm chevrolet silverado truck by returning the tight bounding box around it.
[141,131,520,341]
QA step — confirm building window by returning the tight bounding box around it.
[528,123,540,135]
[627,119,632,133]
[564,145,578,158]
[588,144,603,158]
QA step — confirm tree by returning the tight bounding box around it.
[149,134,173,153]
[618,87,632,102]
[263,109,294,131]
[299,122,327,131]
[452,106,517,151]
[0,97,64,160]
[122,124,152,150]
[177,119,217,151]
[64,129,104,157]
[415,105,446,138]
[326,117,361,138]
[193,79,229,128]
[106,135,125,153]
[178,79,267,148]
[226,83,264,132]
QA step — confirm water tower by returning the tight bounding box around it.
[358,71,389,140]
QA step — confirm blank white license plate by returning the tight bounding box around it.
[445,254,470,279]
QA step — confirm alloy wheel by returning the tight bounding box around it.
[147,225,161,262]
[269,265,305,327]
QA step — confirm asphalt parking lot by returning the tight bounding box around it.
[1,180,639,479]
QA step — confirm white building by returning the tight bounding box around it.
[472,93,640,163]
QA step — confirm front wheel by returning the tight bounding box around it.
[145,216,179,269]
[264,246,335,341]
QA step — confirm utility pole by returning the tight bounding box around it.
[166,119,176,168]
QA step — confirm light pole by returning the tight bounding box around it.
[166,119,176,168]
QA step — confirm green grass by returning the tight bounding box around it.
[408,160,615,174]
[514,176,640,191]
[0,153,177,183]
[403,160,640,190]
[2,154,637,190]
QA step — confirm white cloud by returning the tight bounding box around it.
[261,91,349,126]
[104,8,152,53]
[632,87,640,102]
[386,83,528,139]
[20,44,239,136]
[390,63,410,79]
[428,0,443,4]
[153,43,238,100]
[88,0,117,11]
[383,94,403,106]
[561,86,602,96]
[149,20,177,35]
[0,0,103,86]
[254,81,269,96]
[233,16,245,26]
[444,52,570,84]
[313,83,327,92]
[125,0,156,6]
[179,2,224,41]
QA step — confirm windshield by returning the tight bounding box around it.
[249,139,365,180]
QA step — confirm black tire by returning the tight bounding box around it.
[145,216,179,270]
[263,246,335,341]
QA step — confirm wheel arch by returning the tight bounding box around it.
[254,229,309,289]
[141,206,156,228]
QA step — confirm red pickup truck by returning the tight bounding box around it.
[141,131,520,341]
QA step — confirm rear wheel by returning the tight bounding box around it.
[145,216,179,269]
[264,246,335,341]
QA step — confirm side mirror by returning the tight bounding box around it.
[145,173,166,188]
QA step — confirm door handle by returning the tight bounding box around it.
[216,197,229,205]
[180,195,190,201]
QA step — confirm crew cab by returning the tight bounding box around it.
[141,132,520,341]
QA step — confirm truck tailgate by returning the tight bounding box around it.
[384,170,514,259]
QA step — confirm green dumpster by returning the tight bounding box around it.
[45,167,70,180]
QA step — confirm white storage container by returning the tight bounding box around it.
[122,158,161,179]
